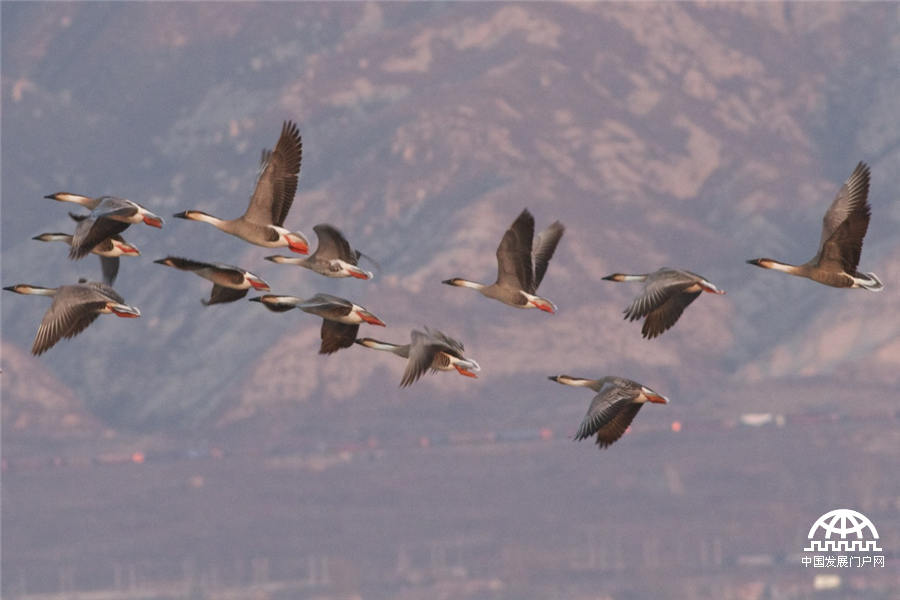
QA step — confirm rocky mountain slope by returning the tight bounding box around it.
[2,2,898,432]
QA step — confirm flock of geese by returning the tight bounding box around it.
[5,121,885,449]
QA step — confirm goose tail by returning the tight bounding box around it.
[856,272,884,292]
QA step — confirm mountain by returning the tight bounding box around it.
[2,2,899,433]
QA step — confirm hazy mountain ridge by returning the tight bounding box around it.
[2,2,898,433]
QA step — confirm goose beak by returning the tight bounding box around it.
[110,304,141,318]
[535,299,556,314]
[287,235,309,254]
[288,240,309,254]
[702,283,726,295]
[454,365,478,378]
[142,213,164,228]
[644,390,669,404]
[248,278,270,291]
[349,269,373,280]
[359,311,385,327]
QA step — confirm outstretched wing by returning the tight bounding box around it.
[532,220,565,292]
[574,385,643,449]
[313,224,357,263]
[495,209,534,291]
[400,329,442,387]
[69,218,129,260]
[816,162,871,273]
[297,293,353,320]
[641,290,702,339]
[99,257,120,285]
[623,270,694,322]
[31,285,109,355]
[158,256,212,272]
[422,326,465,356]
[202,285,248,306]
[319,320,359,355]
[243,121,302,226]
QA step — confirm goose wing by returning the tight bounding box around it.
[816,162,871,273]
[640,290,702,339]
[203,285,249,305]
[532,220,565,292]
[243,121,302,226]
[82,280,125,302]
[422,326,465,356]
[574,384,643,449]
[312,224,357,262]
[319,320,359,354]
[623,269,695,321]
[99,257,120,285]
[297,293,353,320]
[494,209,535,291]
[69,217,129,260]
[92,198,140,221]
[400,329,443,387]
[159,257,246,286]
[31,285,109,355]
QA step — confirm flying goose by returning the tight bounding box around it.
[33,225,140,286]
[154,256,270,305]
[250,292,385,354]
[356,326,480,387]
[603,268,725,339]
[548,375,668,449]
[747,161,883,290]
[63,196,163,260]
[173,121,309,253]
[443,208,564,313]
[4,279,141,356]
[266,224,374,279]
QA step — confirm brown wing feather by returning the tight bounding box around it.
[202,285,248,305]
[817,219,867,274]
[532,220,564,292]
[495,209,534,290]
[817,162,870,258]
[624,271,694,322]
[99,256,120,285]
[593,403,643,448]
[400,330,442,387]
[243,121,302,226]
[319,320,359,355]
[641,290,702,339]
[574,385,636,441]
[31,284,115,355]
[312,224,356,263]
[69,218,129,260]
